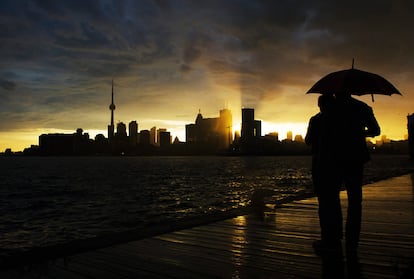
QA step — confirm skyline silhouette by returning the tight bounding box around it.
[3,102,411,156]
[1,80,412,155]
[1,1,413,152]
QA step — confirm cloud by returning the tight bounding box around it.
[0,0,413,144]
[0,79,16,91]
[180,64,192,73]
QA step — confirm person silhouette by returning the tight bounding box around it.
[305,94,336,193]
[306,95,343,253]
[334,94,380,252]
[306,93,380,255]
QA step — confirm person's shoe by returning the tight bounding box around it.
[313,240,342,256]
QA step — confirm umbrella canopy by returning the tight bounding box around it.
[307,67,401,100]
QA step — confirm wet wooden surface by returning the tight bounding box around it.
[2,174,414,278]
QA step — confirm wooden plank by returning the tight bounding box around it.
[91,239,301,278]
[62,249,189,279]
[92,227,322,278]
[0,261,92,279]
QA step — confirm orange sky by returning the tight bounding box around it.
[1,1,413,152]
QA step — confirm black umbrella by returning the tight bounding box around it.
[307,63,401,101]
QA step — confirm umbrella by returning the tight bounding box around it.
[307,63,401,101]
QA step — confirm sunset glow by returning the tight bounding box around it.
[1,1,413,152]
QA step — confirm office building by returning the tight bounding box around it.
[286,131,293,141]
[129,121,138,146]
[150,126,156,145]
[240,108,262,153]
[116,122,127,137]
[157,128,167,146]
[186,108,233,150]
[159,131,171,147]
[39,129,91,156]
[241,108,261,140]
[140,130,150,145]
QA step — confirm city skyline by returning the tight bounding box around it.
[1,1,413,151]
[0,80,406,152]
[19,105,316,156]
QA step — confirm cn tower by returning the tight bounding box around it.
[108,80,116,141]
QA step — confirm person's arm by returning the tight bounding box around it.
[364,107,380,137]
[305,117,315,145]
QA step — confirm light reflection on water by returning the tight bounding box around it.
[231,216,248,279]
[0,155,412,252]
[0,156,312,251]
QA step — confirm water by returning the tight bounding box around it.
[0,155,413,253]
[0,156,312,252]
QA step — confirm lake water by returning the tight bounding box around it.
[0,155,412,253]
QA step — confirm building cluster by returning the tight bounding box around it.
[34,122,178,156]
[11,82,411,156]
[185,108,232,154]
[26,105,310,156]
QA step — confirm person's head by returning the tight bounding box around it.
[318,95,335,113]
[334,92,352,100]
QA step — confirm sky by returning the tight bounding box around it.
[1,0,414,151]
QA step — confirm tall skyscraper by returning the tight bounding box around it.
[286,131,293,141]
[241,108,261,139]
[159,131,171,147]
[157,128,167,146]
[240,108,261,153]
[150,126,157,145]
[108,80,116,142]
[116,122,127,136]
[129,121,138,146]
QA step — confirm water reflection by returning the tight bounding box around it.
[229,208,277,278]
[230,216,247,279]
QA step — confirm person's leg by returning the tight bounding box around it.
[344,164,364,250]
[317,166,343,245]
[318,189,343,243]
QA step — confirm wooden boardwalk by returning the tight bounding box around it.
[2,174,414,278]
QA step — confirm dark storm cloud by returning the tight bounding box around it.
[170,0,323,104]
[2,0,412,69]
[1,0,413,135]
[179,64,192,73]
[53,22,112,48]
[287,1,414,69]
[0,0,173,78]
[176,0,414,103]
[176,1,308,106]
[0,79,16,91]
